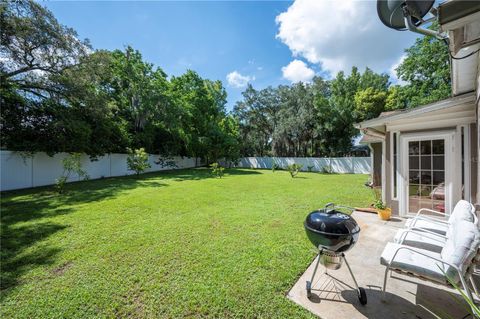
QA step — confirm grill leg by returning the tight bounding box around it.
[343,254,359,291]
[309,250,322,284]
[343,254,368,305]
[306,250,322,298]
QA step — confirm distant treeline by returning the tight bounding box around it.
[233,27,451,157]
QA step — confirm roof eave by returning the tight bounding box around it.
[354,92,476,130]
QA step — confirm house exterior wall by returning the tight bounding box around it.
[377,119,478,216]
[384,132,400,215]
[371,142,382,187]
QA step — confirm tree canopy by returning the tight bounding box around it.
[233,23,451,157]
[1,1,451,160]
[233,68,392,157]
[0,1,240,162]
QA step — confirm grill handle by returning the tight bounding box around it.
[325,202,335,213]
[324,203,355,214]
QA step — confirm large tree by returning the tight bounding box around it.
[392,25,451,108]
[0,0,91,99]
[233,85,279,156]
[0,1,241,161]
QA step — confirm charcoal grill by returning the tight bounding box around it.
[304,203,367,305]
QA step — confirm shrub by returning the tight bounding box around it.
[272,163,281,172]
[321,165,333,174]
[286,163,302,178]
[55,153,89,193]
[307,165,314,172]
[127,148,151,176]
[210,162,225,178]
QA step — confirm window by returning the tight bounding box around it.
[408,139,445,213]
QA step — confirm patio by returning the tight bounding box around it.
[288,211,477,319]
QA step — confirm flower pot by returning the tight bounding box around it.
[377,208,391,221]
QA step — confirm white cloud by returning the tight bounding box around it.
[226,71,255,88]
[389,54,408,86]
[276,0,417,76]
[281,59,315,83]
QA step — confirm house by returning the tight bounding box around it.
[355,1,480,217]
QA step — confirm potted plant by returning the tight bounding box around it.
[373,199,391,220]
[369,181,391,220]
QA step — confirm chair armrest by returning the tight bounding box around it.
[408,227,448,239]
[413,208,447,224]
[397,228,447,245]
[409,216,448,228]
[416,208,445,217]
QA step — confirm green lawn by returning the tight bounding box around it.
[1,168,371,318]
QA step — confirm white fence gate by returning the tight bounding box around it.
[0,150,198,191]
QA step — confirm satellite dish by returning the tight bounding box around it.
[377,0,435,30]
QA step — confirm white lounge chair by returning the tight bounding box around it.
[394,227,447,253]
[381,220,480,307]
[404,200,476,235]
[394,209,478,252]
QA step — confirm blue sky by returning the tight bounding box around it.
[43,1,420,110]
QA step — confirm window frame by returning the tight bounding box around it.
[390,131,399,200]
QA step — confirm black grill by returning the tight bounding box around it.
[304,207,360,253]
[304,203,367,305]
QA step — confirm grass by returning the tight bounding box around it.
[1,168,371,318]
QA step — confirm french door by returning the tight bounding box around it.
[399,131,456,216]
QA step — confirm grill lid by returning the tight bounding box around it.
[304,209,360,236]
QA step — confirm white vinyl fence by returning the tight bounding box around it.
[235,157,371,174]
[0,150,199,191]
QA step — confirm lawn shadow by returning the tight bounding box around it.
[1,167,264,227]
[0,173,168,296]
[0,221,67,298]
[1,176,168,225]
[0,167,261,295]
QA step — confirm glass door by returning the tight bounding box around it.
[407,139,446,214]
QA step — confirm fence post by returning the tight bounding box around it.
[351,157,355,174]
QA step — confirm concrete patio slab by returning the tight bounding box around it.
[287,211,476,319]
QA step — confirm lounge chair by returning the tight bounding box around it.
[394,227,448,253]
[404,200,476,235]
[394,206,478,252]
[381,220,480,307]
